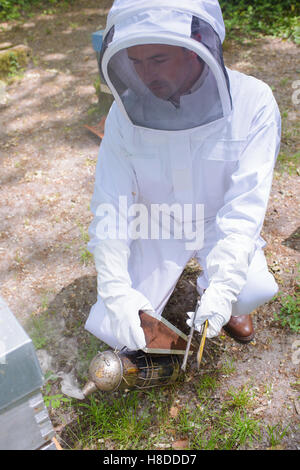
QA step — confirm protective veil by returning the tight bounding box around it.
[85,0,281,348]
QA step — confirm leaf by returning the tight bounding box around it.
[169,406,179,418]
[290,380,300,391]
[172,438,189,450]
[294,398,300,415]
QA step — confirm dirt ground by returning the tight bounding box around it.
[0,0,299,450]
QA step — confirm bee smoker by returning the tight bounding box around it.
[80,310,204,397]
[81,350,183,397]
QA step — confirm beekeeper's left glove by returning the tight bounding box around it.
[187,234,256,338]
[186,284,232,338]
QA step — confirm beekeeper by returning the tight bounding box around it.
[85,0,281,351]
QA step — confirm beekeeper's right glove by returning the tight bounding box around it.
[94,239,155,351]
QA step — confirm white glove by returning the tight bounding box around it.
[187,233,255,338]
[106,289,154,351]
[94,239,155,351]
[186,284,233,338]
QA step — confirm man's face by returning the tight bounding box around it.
[127,44,202,101]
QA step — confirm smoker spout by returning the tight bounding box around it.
[81,381,98,398]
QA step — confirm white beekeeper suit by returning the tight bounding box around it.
[85,0,281,350]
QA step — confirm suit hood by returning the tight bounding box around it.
[105,0,226,43]
[97,0,231,131]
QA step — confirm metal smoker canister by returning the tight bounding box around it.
[82,350,182,396]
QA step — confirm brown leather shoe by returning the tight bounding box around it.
[223,314,254,344]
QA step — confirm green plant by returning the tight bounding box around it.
[274,291,300,333]
[221,357,236,376]
[263,383,274,400]
[79,247,93,265]
[189,402,261,450]
[227,409,261,447]
[0,0,22,20]
[60,372,267,451]
[177,377,260,450]
[74,392,153,449]
[43,393,72,409]
[219,1,300,43]
[76,222,93,264]
[195,373,218,401]
[27,315,48,349]
[266,423,289,447]
[43,373,72,409]
[226,384,255,409]
[8,52,20,75]
[276,151,300,175]
[77,223,89,243]
[176,407,194,434]
[0,0,73,21]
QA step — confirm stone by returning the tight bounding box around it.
[0,80,8,105]
[0,44,32,80]
[0,42,13,50]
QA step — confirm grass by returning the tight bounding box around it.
[72,221,94,265]
[58,359,294,450]
[266,423,290,447]
[58,372,268,450]
[276,151,300,176]
[27,314,49,349]
[226,384,255,409]
[25,290,59,349]
[220,357,236,376]
[55,379,291,450]
[190,382,260,450]
[195,373,218,401]
[68,392,154,450]
[277,115,300,176]
[79,247,93,265]
[274,290,300,333]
